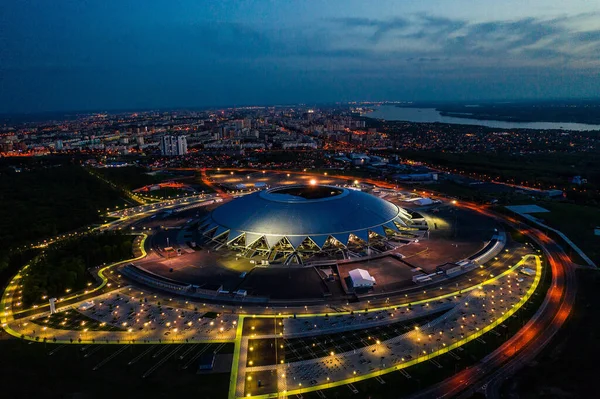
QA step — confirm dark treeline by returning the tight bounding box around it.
[0,160,124,249]
[395,151,600,205]
[91,165,160,191]
[0,157,134,297]
[400,100,600,125]
[21,232,135,306]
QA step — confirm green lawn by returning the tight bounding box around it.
[500,269,600,398]
[395,151,600,204]
[0,162,129,285]
[92,166,161,191]
[0,338,231,399]
[529,201,600,263]
[21,233,136,306]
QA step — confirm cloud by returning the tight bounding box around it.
[2,7,600,112]
[325,12,600,69]
[333,17,410,43]
[4,11,599,73]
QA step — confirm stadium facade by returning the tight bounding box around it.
[198,185,418,262]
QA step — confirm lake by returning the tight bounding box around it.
[367,105,600,131]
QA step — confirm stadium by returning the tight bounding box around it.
[198,184,423,263]
[119,175,503,303]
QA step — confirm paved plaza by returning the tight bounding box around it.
[239,255,540,398]
[0,180,549,399]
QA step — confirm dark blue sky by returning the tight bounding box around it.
[1,0,600,113]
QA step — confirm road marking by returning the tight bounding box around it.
[152,344,169,358]
[142,345,181,378]
[128,344,157,365]
[93,345,129,370]
[375,375,386,384]
[48,344,66,356]
[184,343,214,370]
[179,343,199,359]
[83,345,102,358]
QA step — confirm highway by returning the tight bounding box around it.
[482,241,576,399]
[406,205,577,399]
[1,169,582,399]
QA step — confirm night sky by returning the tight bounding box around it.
[1,0,600,112]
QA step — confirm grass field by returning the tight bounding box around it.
[0,162,130,289]
[396,151,600,204]
[501,269,600,398]
[92,166,161,191]
[415,180,539,205]
[529,201,600,263]
[419,180,599,264]
[0,336,233,399]
[21,233,136,306]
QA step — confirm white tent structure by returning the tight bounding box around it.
[349,268,376,288]
[413,197,434,206]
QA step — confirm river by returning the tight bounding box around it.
[366,105,600,131]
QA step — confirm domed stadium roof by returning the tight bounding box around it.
[199,185,413,249]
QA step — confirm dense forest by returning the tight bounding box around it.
[21,232,135,306]
[401,100,600,125]
[396,151,600,205]
[0,159,127,287]
[0,161,125,249]
[90,165,160,191]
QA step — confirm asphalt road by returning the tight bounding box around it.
[4,173,578,399]
[406,206,577,399]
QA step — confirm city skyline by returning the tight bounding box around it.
[2,0,600,113]
[1,3,599,397]
[0,103,598,399]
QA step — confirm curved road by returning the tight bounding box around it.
[407,205,576,399]
[2,168,579,399]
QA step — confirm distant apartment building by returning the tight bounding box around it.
[160,135,188,156]
[281,141,318,149]
[232,119,244,130]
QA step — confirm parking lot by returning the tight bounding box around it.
[0,339,233,399]
[242,255,541,397]
[31,308,125,332]
[247,309,448,368]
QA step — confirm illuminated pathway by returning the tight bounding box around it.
[1,247,544,399]
[235,255,541,398]
[0,169,583,399]
[405,206,578,399]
